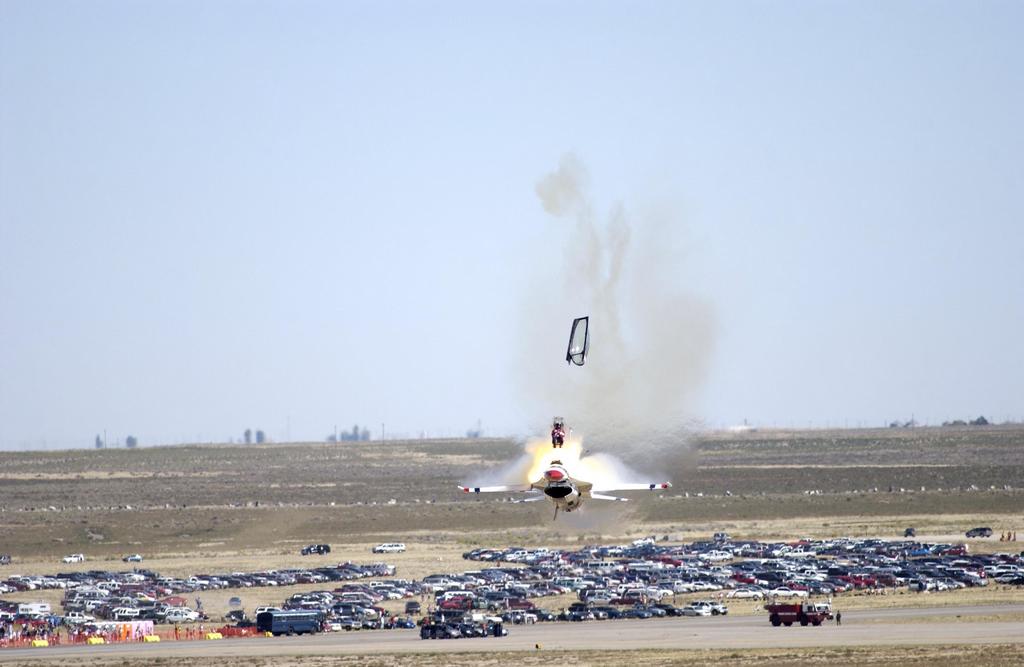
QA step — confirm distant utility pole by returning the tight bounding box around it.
[381,423,385,442]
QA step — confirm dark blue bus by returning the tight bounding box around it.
[256,610,324,636]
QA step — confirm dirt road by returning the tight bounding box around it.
[2,603,1022,663]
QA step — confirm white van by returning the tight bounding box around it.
[372,543,406,553]
[18,602,51,616]
[164,608,199,623]
[585,560,619,573]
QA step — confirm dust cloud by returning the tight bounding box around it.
[519,154,715,457]
[473,155,714,518]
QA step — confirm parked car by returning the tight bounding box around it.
[165,608,200,623]
[0,554,11,565]
[904,527,916,538]
[420,622,461,639]
[62,553,85,564]
[726,587,764,600]
[300,544,331,556]
[621,607,653,619]
[965,527,993,538]
[63,611,95,625]
[590,605,623,619]
[373,543,406,554]
[693,600,729,615]
[122,554,144,563]
[652,603,684,616]
[640,604,667,617]
[111,607,141,621]
[562,608,592,621]
[681,604,712,616]
[579,589,615,604]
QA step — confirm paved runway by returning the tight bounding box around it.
[2,604,1023,662]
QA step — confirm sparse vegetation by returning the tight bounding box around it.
[0,428,1022,662]
[0,427,1021,558]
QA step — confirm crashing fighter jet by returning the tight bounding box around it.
[459,459,671,520]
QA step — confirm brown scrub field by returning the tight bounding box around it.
[1,425,1022,558]
[1,425,1022,665]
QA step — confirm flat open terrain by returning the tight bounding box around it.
[1,426,1022,665]
[1,426,1022,559]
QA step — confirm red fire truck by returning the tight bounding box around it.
[765,601,833,627]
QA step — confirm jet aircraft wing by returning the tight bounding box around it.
[591,482,672,492]
[511,494,546,504]
[589,492,629,502]
[458,484,535,494]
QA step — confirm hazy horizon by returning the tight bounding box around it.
[2,1,1022,451]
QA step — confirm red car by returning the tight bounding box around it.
[439,597,473,611]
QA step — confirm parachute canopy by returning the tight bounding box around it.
[566,316,590,366]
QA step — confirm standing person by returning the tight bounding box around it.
[836,611,842,626]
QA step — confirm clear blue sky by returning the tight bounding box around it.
[1,1,1021,449]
